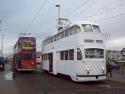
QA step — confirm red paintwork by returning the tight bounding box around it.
[21,60,36,69]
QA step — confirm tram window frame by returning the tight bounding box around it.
[42,55,43,60]
[61,32,64,38]
[60,51,64,60]
[69,49,74,60]
[85,48,104,58]
[54,35,56,41]
[56,34,60,40]
[55,35,58,41]
[96,49,104,58]
[60,49,74,60]
[60,51,67,60]
[77,48,82,60]
[50,37,53,43]
[43,55,44,60]
[74,25,81,33]
[45,54,47,60]
[46,54,48,60]
[65,50,68,60]
[70,26,74,35]
[65,29,70,37]
[21,54,33,60]
[43,54,45,60]
[92,25,101,32]
[44,54,46,60]
[82,24,93,32]
[58,33,61,40]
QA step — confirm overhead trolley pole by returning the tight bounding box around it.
[56,5,71,31]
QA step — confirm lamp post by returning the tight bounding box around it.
[56,4,63,31]
[55,5,71,31]
[56,5,60,20]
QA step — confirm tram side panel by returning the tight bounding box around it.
[42,34,79,75]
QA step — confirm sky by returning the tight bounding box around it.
[0,0,125,56]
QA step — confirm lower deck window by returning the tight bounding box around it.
[42,54,48,60]
[60,49,74,60]
[20,54,35,60]
[77,48,82,60]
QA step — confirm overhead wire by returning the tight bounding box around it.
[65,0,91,18]
[24,0,47,33]
[40,1,125,39]
[79,2,125,20]
[94,12,125,23]
[42,0,92,36]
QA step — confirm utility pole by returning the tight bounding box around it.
[0,20,4,56]
[1,34,4,56]
[0,20,2,56]
[56,5,60,20]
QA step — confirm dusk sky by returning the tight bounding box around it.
[0,0,125,55]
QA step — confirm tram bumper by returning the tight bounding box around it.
[71,74,106,82]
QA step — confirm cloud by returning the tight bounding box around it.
[0,0,125,55]
[106,37,125,50]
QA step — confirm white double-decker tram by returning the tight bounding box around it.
[41,21,106,82]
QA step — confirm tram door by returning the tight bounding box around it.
[48,53,53,72]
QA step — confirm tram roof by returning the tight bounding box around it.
[14,36,36,48]
[43,21,100,42]
[71,21,99,26]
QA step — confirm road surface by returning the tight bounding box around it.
[14,71,125,94]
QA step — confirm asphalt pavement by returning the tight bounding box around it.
[0,63,20,94]
[108,69,125,82]
[0,66,125,94]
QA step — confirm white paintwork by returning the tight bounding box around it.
[41,21,106,82]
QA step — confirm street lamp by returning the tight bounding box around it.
[56,5,60,19]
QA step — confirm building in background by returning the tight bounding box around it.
[106,50,122,61]
[121,48,125,60]
[106,48,125,61]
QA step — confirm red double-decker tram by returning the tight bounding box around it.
[13,37,36,71]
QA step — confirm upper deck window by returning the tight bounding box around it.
[43,25,81,46]
[74,25,81,33]
[92,25,101,32]
[50,37,53,43]
[65,29,70,37]
[70,26,74,35]
[61,32,64,38]
[82,24,93,32]
[54,35,57,41]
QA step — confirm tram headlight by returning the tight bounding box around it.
[102,66,105,73]
[86,67,90,74]
[102,66,105,70]
[86,67,90,71]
